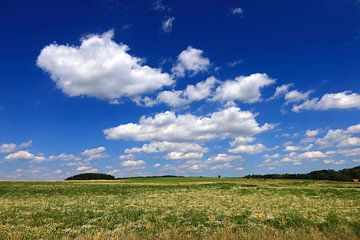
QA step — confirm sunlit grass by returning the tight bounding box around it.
[0,178,359,239]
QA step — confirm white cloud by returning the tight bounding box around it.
[231,7,243,15]
[284,90,311,103]
[229,143,266,154]
[172,46,210,77]
[210,162,232,171]
[121,160,145,169]
[271,83,293,99]
[160,160,208,173]
[231,136,255,145]
[347,124,360,134]
[156,90,187,108]
[284,145,300,152]
[125,141,207,160]
[4,151,46,163]
[125,141,206,154]
[337,137,360,147]
[213,73,275,103]
[302,144,314,151]
[81,146,109,161]
[108,169,122,175]
[104,106,273,142]
[154,76,217,107]
[48,153,81,161]
[184,76,217,102]
[0,143,17,153]
[306,129,320,137]
[207,153,241,163]
[298,151,326,159]
[337,148,360,156]
[314,124,360,147]
[118,154,135,161]
[76,163,98,173]
[166,152,203,160]
[37,30,173,101]
[323,159,346,165]
[81,146,105,156]
[19,140,32,148]
[293,91,360,112]
[0,140,32,153]
[162,17,175,33]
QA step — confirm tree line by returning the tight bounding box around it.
[244,166,360,181]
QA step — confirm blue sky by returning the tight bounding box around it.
[1,0,360,179]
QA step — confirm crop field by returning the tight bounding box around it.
[0,178,359,240]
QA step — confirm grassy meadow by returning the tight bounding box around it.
[0,177,359,240]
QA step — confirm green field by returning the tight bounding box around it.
[0,178,359,240]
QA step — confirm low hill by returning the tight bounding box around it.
[65,173,115,180]
[244,166,360,181]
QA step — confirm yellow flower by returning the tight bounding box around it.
[254,211,266,222]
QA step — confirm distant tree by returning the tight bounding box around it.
[65,173,115,180]
[244,166,360,182]
[218,175,221,178]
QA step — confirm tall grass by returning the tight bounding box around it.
[0,178,359,239]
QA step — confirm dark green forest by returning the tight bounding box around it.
[245,166,360,181]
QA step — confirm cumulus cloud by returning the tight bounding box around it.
[284,145,300,152]
[76,163,98,173]
[0,140,32,153]
[121,160,145,169]
[162,17,175,33]
[306,129,320,137]
[184,77,217,102]
[230,136,255,145]
[156,90,188,107]
[207,153,241,163]
[37,30,173,101]
[159,159,208,173]
[0,143,17,153]
[172,46,210,77]
[229,143,266,154]
[293,91,360,112]
[271,83,293,99]
[298,151,326,159]
[284,90,312,103]
[81,146,109,161]
[213,73,275,103]
[337,137,360,147]
[104,106,273,142]
[210,162,232,171]
[347,124,360,134]
[314,124,360,148]
[48,153,81,161]
[125,141,207,160]
[153,76,217,107]
[4,151,46,163]
[337,148,360,156]
[166,152,203,160]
